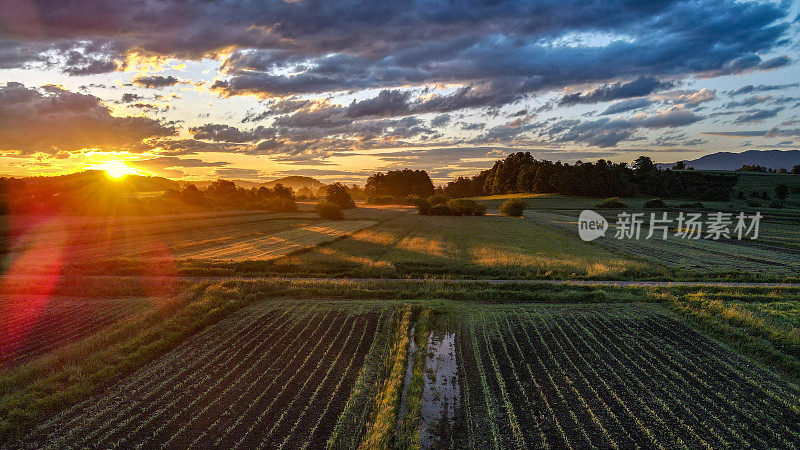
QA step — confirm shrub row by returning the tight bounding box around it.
[414,198,487,216]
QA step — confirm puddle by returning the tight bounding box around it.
[420,331,460,448]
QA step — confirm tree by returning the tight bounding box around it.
[365,169,434,201]
[792,165,800,175]
[672,161,686,170]
[179,183,205,206]
[775,183,789,200]
[325,182,356,209]
[633,156,657,176]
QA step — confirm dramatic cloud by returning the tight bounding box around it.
[601,98,653,115]
[430,114,451,127]
[133,75,181,88]
[0,0,797,174]
[560,77,674,106]
[734,108,783,124]
[0,82,175,154]
[189,124,275,143]
[728,83,800,96]
[549,108,702,147]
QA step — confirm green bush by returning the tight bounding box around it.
[499,198,526,217]
[596,197,628,208]
[430,204,452,215]
[445,198,487,216]
[316,202,344,220]
[643,198,666,208]
[427,194,450,206]
[413,198,432,215]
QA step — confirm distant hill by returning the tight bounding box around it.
[185,176,325,193]
[262,176,325,191]
[660,150,800,171]
[15,170,180,192]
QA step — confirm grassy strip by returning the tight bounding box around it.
[327,309,401,448]
[360,307,413,448]
[659,290,800,384]
[226,279,650,304]
[0,282,292,441]
[397,309,434,449]
[64,256,800,282]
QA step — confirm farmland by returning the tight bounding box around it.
[0,206,401,273]
[449,303,800,448]
[1,193,799,448]
[2,280,800,448]
[18,301,395,448]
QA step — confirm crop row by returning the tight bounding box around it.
[18,303,385,448]
[0,297,148,368]
[456,308,800,448]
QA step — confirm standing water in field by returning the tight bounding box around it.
[420,331,460,448]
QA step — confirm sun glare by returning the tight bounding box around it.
[99,161,135,180]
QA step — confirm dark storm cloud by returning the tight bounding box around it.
[0,82,175,154]
[559,77,673,106]
[133,75,181,89]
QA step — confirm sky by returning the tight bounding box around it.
[0,0,799,184]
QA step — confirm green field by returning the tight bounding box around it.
[3,280,800,447]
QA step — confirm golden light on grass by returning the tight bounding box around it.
[98,161,135,180]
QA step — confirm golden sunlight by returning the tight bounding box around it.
[98,161,135,180]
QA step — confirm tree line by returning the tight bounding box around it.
[441,152,738,201]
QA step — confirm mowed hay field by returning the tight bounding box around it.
[268,213,658,279]
[0,206,403,272]
[476,193,800,279]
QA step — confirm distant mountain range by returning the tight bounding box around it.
[6,171,326,194]
[659,150,800,171]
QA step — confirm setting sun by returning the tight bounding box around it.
[98,161,135,180]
